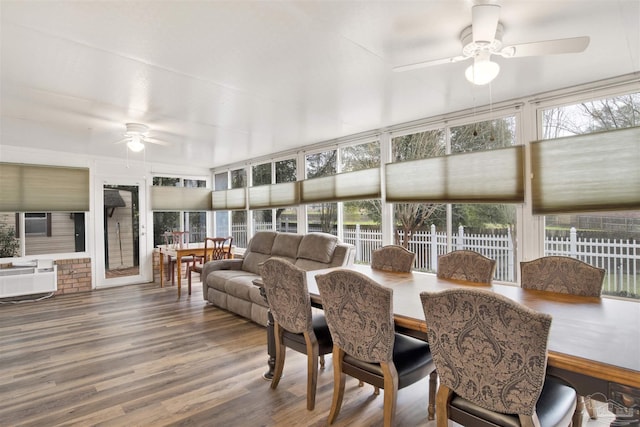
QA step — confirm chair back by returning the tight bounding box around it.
[204,236,233,263]
[261,258,312,334]
[520,256,604,297]
[316,270,394,363]
[437,250,496,284]
[371,245,415,273]
[420,288,551,416]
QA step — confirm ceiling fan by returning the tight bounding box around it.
[393,3,590,85]
[115,123,169,152]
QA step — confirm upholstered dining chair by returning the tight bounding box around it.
[187,236,233,295]
[520,255,605,297]
[436,250,496,284]
[316,269,437,426]
[261,258,333,411]
[371,245,416,273]
[420,288,577,427]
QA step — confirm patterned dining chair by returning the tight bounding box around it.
[437,250,496,284]
[261,258,333,411]
[420,288,577,427]
[520,256,605,297]
[316,269,437,426]
[371,245,416,273]
[187,236,233,295]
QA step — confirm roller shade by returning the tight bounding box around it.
[249,182,299,209]
[151,186,212,211]
[212,188,246,210]
[0,163,90,212]
[300,168,381,203]
[531,127,640,214]
[385,146,524,203]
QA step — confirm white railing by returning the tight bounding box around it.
[235,223,639,297]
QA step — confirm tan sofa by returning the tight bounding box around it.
[201,231,355,325]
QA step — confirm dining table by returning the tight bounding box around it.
[157,242,232,297]
[257,263,640,414]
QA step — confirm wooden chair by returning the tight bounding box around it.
[187,236,233,294]
[437,250,496,284]
[316,269,437,426]
[520,255,605,297]
[261,258,333,411]
[420,288,577,427]
[371,245,416,273]
[164,231,195,285]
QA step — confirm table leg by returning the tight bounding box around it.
[259,286,276,380]
[159,252,164,288]
[176,254,182,297]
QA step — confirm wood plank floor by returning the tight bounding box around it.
[0,282,438,427]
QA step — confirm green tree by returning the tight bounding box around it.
[0,224,20,257]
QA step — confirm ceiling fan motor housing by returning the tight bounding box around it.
[461,23,504,57]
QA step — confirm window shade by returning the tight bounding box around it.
[151,186,212,211]
[249,182,299,209]
[300,168,381,203]
[0,163,90,212]
[531,127,640,214]
[211,188,246,210]
[385,146,524,203]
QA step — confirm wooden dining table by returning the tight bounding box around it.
[258,263,640,409]
[157,243,232,297]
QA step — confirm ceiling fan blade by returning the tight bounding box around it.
[393,55,469,72]
[472,4,501,43]
[145,137,170,146]
[500,36,590,58]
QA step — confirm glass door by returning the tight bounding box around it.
[96,181,149,287]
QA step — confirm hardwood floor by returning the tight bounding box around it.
[0,282,437,427]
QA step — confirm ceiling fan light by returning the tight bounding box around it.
[465,57,500,85]
[127,135,145,152]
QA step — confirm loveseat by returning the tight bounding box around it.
[201,231,355,326]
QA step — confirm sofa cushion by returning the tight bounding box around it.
[225,276,258,301]
[248,231,278,254]
[272,233,304,258]
[297,232,338,264]
[242,252,271,275]
[206,270,256,292]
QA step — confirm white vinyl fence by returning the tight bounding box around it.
[238,223,639,297]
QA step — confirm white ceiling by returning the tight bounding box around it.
[1,0,639,169]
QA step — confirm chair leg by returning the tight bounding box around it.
[428,370,437,420]
[381,362,399,427]
[436,384,454,427]
[328,347,346,425]
[319,354,325,369]
[304,332,319,411]
[271,325,286,390]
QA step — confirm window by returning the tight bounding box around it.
[305,150,337,234]
[0,212,86,257]
[540,92,640,298]
[152,176,208,247]
[388,117,520,282]
[25,213,48,236]
[339,141,381,263]
[449,116,518,282]
[391,129,446,271]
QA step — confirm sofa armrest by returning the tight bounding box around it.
[329,243,356,267]
[201,258,244,282]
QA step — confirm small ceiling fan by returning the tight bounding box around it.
[114,123,169,152]
[393,2,590,85]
